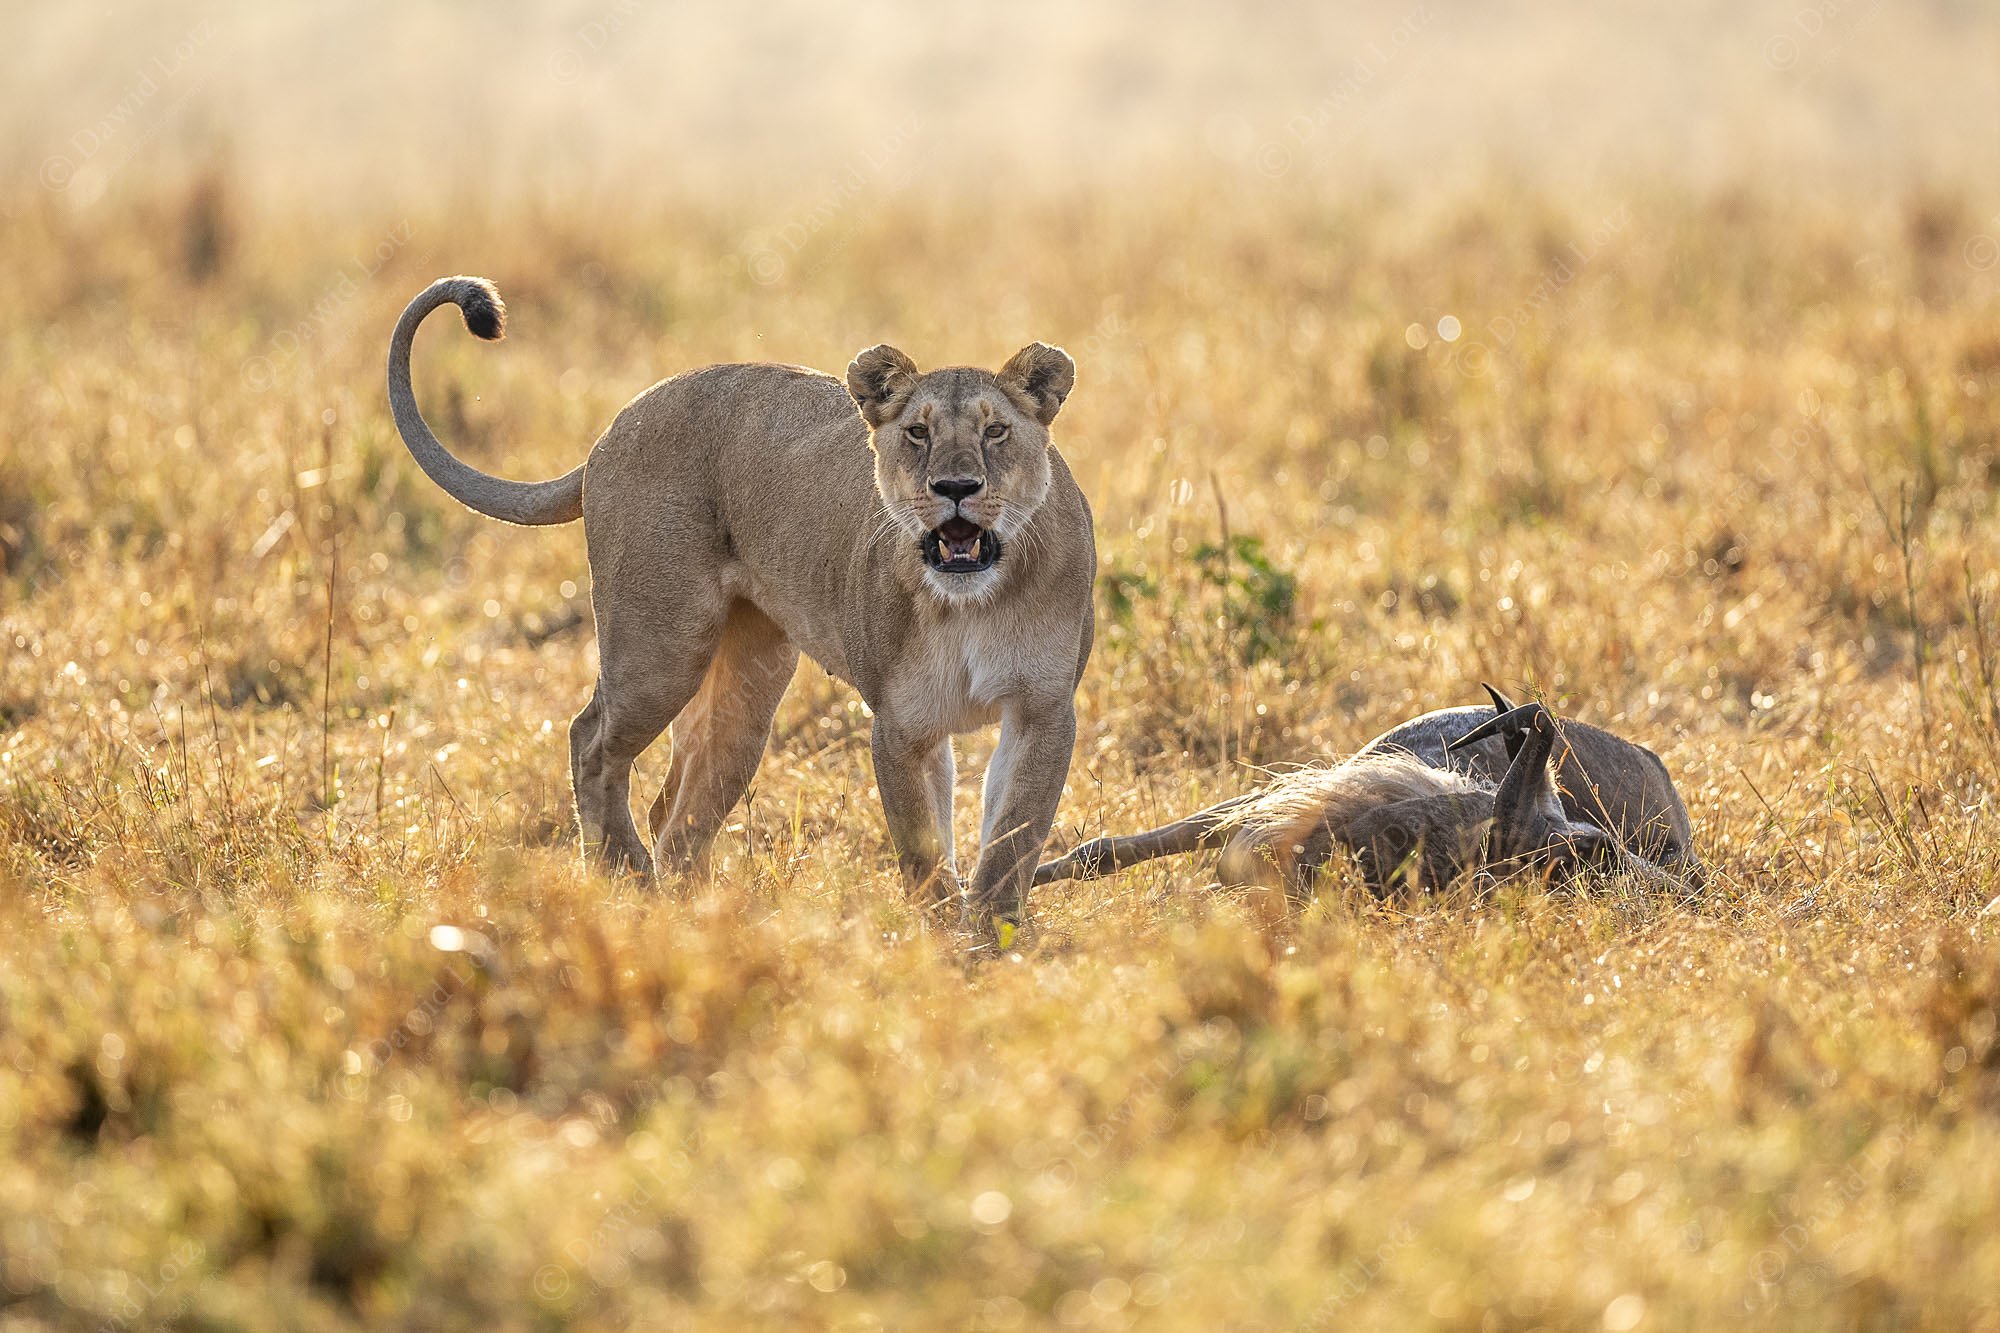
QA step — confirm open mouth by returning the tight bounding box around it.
[922,516,1001,574]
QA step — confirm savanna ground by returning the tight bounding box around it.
[6,5,2000,1328]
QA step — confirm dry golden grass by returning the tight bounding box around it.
[4,171,2000,1330]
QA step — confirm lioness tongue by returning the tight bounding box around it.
[935,522,983,563]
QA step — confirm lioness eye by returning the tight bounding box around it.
[983,423,1008,440]
[906,424,929,442]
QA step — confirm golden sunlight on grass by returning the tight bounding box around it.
[4,2,2000,1327]
[5,180,1999,1329]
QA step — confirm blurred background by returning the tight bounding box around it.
[8,6,2000,1327]
[7,0,1996,208]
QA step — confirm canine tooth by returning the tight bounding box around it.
[968,536,981,561]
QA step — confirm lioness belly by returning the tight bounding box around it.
[715,548,861,685]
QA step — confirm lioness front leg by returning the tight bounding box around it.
[968,695,1078,934]
[871,719,958,905]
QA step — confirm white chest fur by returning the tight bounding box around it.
[883,607,1061,741]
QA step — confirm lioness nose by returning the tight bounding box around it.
[930,477,983,502]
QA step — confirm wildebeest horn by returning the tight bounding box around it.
[1479,683,1527,759]
[1448,701,1544,752]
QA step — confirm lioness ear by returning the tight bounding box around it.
[998,343,1076,426]
[846,344,919,428]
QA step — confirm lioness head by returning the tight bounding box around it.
[847,343,1075,599]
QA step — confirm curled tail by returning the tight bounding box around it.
[387,276,585,526]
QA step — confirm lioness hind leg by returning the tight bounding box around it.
[571,668,701,876]
[571,481,736,876]
[571,612,723,877]
[649,602,798,877]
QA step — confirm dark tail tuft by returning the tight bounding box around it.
[460,279,506,341]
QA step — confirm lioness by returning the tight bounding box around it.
[387,276,1095,930]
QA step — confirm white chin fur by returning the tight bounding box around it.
[923,566,1004,606]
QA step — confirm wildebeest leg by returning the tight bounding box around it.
[1032,792,1256,885]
